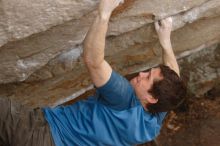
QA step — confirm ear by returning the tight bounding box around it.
[144,95,158,104]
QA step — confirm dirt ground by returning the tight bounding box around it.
[156,88,220,146]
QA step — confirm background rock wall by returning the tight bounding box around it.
[0,0,219,107]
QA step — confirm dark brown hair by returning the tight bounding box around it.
[147,64,187,113]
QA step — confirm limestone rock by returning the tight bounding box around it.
[0,0,220,106]
[0,0,99,45]
[0,0,220,84]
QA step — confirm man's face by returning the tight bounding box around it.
[130,67,163,105]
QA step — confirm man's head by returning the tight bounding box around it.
[130,64,186,113]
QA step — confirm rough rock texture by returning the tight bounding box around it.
[0,43,219,108]
[180,44,220,95]
[0,0,220,107]
[0,0,220,84]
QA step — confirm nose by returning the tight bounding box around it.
[139,72,148,78]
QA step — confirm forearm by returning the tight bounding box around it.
[83,15,109,67]
[155,17,180,76]
[162,41,180,76]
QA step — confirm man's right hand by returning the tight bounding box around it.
[154,17,173,49]
[99,0,124,20]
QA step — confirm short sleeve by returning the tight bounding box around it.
[96,71,136,110]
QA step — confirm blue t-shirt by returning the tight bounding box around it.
[43,71,166,146]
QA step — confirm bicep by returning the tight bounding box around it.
[86,60,135,110]
[86,60,112,88]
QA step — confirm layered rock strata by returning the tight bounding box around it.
[0,0,219,107]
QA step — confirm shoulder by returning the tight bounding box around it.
[96,70,132,93]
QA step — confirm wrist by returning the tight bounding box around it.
[95,14,110,26]
[160,39,171,49]
[99,12,111,21]
[162,44,172,50]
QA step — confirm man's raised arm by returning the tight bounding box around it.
[155,17,180,76]
[83,0,123,87]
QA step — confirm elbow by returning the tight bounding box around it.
[83,57,103,69]
[83,54,93,67]
[82,42,104,68]
[167,63,180,77]
[83,50,103,69]
[82,50,92,67]
[82,42,92,65]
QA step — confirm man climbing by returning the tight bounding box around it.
[0,0,186,146]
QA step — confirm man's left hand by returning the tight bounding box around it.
[98,0,124,20]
